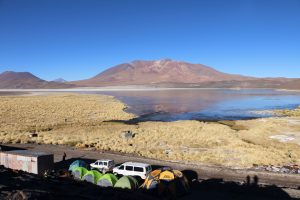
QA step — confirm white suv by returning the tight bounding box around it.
[113,162,152,179]
[90,159,115,173]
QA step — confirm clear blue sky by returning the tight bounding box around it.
[0,0,299,81]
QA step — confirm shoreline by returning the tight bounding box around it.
[1,89,299,123]
[1,87,300,92]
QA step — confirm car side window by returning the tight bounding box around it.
[104,162,108,166]
[95,161,99,165]
[126,166,133,171]
[134,167,144,172]
[119,165,124,170]
[99,162,103,165]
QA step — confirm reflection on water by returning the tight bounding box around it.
[82,89,300,121]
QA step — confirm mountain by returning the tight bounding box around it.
[73,59,255,86]
[52,78,67,83]
[2,60,300,89]
[0,71,74,89]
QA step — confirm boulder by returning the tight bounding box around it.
[120,131,135,140]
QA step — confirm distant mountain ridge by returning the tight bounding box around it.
[1,59,300,89]
[53,78,67,83]
[0,71,74,89]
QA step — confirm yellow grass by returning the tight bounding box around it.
[273,106,300,117]
[1,93,300,168]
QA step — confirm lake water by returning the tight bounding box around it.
[83,89,300,122]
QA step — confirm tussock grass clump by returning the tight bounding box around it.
[273,106,300,117]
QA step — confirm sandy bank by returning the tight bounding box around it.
[1,94,300,168]
[0,87,291,92]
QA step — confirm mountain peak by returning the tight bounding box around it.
[0,71,40,79]
[52,78,67,83]
[1,71,14,75]
[1,71,32,76]
[73,59,252,86]
[0,71,73,89]
[131,58,174,64]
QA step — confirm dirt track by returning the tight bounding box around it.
[1,143,300,198]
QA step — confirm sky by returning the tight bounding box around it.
[0,0,300,81]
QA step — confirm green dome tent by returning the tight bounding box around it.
[82,170,103,184]
[69,160,88,172]
[97,173,118,187]
[72,167,88,180]
[114,176,138,190]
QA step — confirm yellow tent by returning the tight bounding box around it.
[141,167,189,197]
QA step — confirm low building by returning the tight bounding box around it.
[0,150,54,175]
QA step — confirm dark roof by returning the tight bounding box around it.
[2,150,53,157]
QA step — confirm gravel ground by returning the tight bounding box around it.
[1,143,300,199]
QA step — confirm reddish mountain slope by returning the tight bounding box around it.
[0,71,74,89]
[74,59,254,86]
